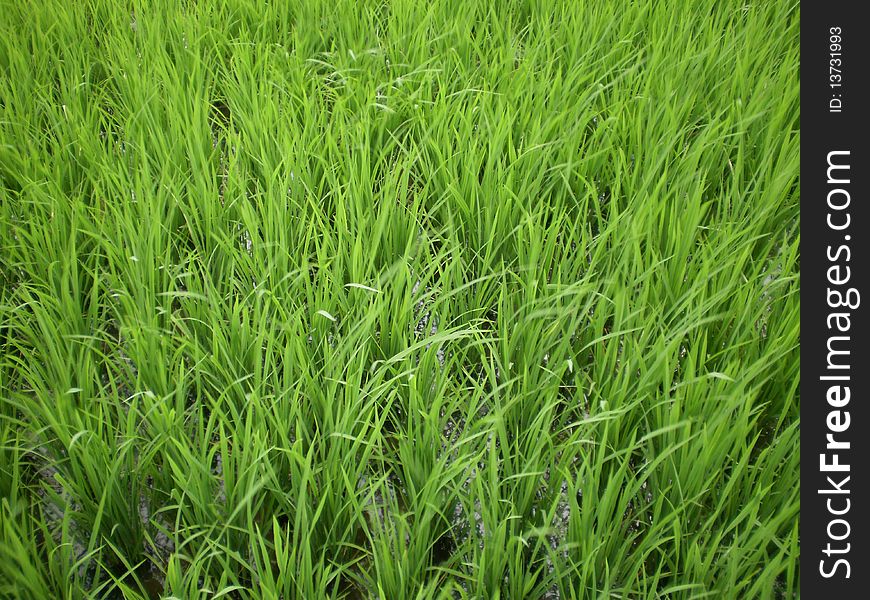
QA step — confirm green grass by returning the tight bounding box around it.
[0,1,799,598]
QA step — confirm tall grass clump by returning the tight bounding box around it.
[1,0,799,598]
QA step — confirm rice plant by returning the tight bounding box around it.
[0,1,799,598]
